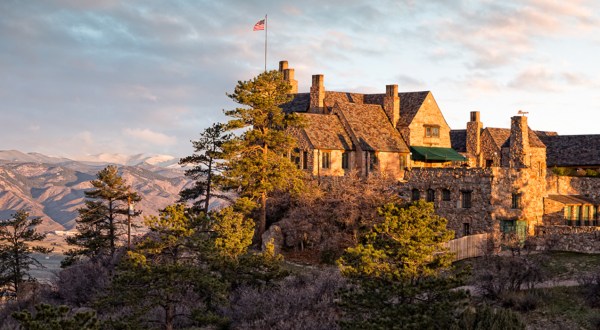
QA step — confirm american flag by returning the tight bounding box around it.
[253,19,265,31]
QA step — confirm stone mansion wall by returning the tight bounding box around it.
[402,165,547,238]
[402,168,495,238]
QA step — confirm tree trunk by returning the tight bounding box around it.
[259,191,267,246]
[165,302,174,330]
[109,199,115,257]
[204,160,212,214]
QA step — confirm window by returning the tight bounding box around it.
[485,159,494,167]
[583,205,590,221]
[291,148,301,168]
[411,189,420,202]
[426,189,435,202]
[425,125,440,138]
[511,193,522,209]
[463,223,471,236]
[342,152,350,169]
[442,189,451,201]
[369,151,377,171]
[322,151,330,169]
[302,151,308,170]
[400,154,407,169]
[461,190,472,208]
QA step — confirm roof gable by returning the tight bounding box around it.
[484,127,546,149]
[297,113,353,150]
[333,102,409,152]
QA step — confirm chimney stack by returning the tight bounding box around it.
[466,111,482,166]
[310,74,325,113]
[278,60,298,94]
[383,84,400,128]
[509,115,530,168]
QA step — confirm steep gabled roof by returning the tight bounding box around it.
[281,93,310,113]
[450,129,467,153]
[485,127,546,149]
[281,90,431,128]
[297,113,353,150]
[538,135,600,167]
[334,102,409,152]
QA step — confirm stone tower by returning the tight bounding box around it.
[383,84,400,128]
[278,60,298,94]
[509,115,530,168]
[309,74,325,114]
[466,111,483,167]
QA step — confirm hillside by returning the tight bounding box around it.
[0,150,192,233]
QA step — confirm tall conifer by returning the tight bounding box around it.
[64,165,140,266]
[223,70,304,243]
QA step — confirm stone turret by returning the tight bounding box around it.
[509,115,530,168]
[466,111,482,167]
[279,60,298,94]
[383,84,400,128]
[309,74,325,114]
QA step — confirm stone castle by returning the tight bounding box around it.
[278,60,600,241]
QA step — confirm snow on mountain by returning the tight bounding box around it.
[0,151,193,233]
[75,153,181,167]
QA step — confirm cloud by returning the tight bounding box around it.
[433,0,600,69]
[508,66,558,91]
[123,128,177,146]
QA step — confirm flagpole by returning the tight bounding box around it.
[264,14,267,72]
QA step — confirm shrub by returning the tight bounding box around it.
[454,305,525,330]
[228,268,346,329]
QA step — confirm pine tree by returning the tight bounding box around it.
[104,204,229,330]
[223,70,304,243]
[12,303,100,330]
[179,122,232,214]
[63,165,140,266]
[0,210,52,298]
[337,201,468,329]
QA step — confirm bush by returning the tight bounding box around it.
[500,291,542,312]
[454,305,525,330]
[228,268,346,329]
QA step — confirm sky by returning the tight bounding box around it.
[2,0,600,160]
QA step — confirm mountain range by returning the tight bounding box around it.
[0,150,193,233]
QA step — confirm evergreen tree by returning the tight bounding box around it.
[179,122,232,214]
[64,165,140,266]
[104,204,229,330]
[12,303,100,330]
[223,70,304,243]
[337,201,468,329]
[0,210,52,298]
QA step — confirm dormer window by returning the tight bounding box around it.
[425,125,440,138]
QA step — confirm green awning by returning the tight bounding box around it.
[410,146,467,162]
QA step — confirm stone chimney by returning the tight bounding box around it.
[383,84,400,128]
[309,74,325,114]
[509,115,530,168]
[466,111,482,166]
[279,60,298,94]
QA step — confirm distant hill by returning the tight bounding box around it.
[0,150,193,232]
